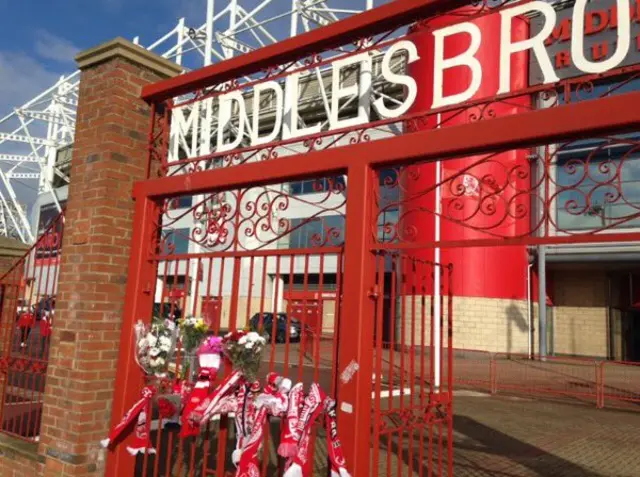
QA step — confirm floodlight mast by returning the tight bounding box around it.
[0,0,378,242]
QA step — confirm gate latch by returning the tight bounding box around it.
[367,285,380,299]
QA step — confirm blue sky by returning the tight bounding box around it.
[0,0,386,210]
[0,0,206,115]
[0,0,387,116]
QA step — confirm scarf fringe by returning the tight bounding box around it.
[333,468,352,477]
[232,449,242,467]
[126,446,157,456]
[282,463,304,477]
[277,442,298,458]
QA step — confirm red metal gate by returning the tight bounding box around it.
[371,254,453,476]
[106,1,640,476]
[0,212,64,442]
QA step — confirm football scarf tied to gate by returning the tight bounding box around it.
[101,328,352,476]
[100,386,156,456]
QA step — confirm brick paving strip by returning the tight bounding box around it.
[447,394,640,477]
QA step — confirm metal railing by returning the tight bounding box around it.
[0,212,64,441]
[449,348,640,410]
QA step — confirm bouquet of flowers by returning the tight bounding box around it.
[179,316,209,352]
[223,330,267,382]
[135,317,178,378]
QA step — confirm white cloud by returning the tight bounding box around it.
[34,30,81,64]
[0,51,60,115]
[0,51,64,215]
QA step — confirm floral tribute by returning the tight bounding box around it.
[134,318,178,378]
[178,316,209,352]
[102,322,352,477]
[222,330,267,382]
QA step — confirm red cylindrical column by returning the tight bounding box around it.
[404,10,531,300]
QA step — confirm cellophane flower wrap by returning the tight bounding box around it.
[198,336,224,372]
[179,316,209,352]
[134,317,178,379]
[223,330,266,382]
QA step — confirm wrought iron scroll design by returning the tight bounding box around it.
[378,136,640,244]
[154,177,347,256]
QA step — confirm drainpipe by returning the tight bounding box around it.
[538,246,548,359]
[527,261,534,359]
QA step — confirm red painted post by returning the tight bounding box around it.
[336,163,377,476]
[106,196,161,477]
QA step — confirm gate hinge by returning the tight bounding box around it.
[367,285,380,299]
[143,282,153,295]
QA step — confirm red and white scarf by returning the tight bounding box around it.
[232,381,261,466]
[279,382,304,458]
[283,384,326,477]
[101,386,156,455]
[236,373,283,476]
[180,370,215,438]
[324,398,352,477]
[198,370,244,425]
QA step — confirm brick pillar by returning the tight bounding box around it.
[38,38,180,477]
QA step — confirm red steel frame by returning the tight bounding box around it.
[106,1,640,476]
[0,212,64,442]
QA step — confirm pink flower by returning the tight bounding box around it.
[199,336,223,355]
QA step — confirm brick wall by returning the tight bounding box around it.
[552,270,608,358]
[395,271,610,358]
[400,296,535,354]
[0,39,180,477]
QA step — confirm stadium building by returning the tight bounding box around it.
[21,0,640,361]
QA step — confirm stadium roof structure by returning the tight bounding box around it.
[0,0,386,243]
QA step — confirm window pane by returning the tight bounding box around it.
[290,177,346,196]
[163,228,191,254]
[556,151,640,230]
[378,209,398,241]
[290,182,303,195]
[177,196,193,209]
[282,215,345,249]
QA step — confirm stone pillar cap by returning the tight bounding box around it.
[75,37,182,78]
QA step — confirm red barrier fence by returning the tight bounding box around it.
[450,349,640,410]
[0,212,64,441]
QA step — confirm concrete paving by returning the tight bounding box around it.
[448,392,640,477]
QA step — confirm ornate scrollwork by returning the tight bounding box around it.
[154,175,347,257]
[378,135,640,245]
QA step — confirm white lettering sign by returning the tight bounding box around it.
[171,6,634,157]
[432,22,483,108]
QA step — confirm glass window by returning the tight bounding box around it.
[169,196,193,209]
[283,215,345,249]
[162,228,191,254]
[556,149,640,230]
[554,79,640,230]
[289,177,346,195]
[559,78,640,105]
[378,208,399,242]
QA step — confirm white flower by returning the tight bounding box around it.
[245,342,254,350]
[247,332,260,341]
[151,357,166,368]
[150,347,161,358]
[257,337,267,345]
[147,334,158,348]
[137,338,148,349]
[160,343,171,353]
[160,336,172,348]
[165,320,176,331]
[238,336,248,345]
[225,332,232,338]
